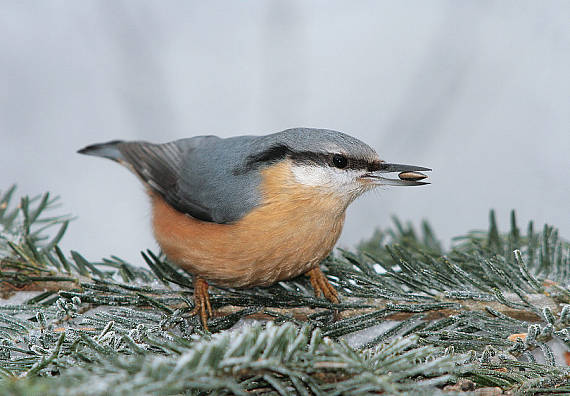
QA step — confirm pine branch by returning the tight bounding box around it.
[1,185,568,394]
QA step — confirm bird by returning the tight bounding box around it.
[78,128,430,330]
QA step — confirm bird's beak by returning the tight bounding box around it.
[361,163,432,186]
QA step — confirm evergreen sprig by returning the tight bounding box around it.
[0,185,568,395]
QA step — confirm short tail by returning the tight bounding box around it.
[77,140,125,162]
[77,140,184,204]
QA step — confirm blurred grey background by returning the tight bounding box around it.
[1,1,569,265]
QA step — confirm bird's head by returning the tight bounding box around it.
[249,128,431,207]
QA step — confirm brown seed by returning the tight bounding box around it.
[398,171,427,181]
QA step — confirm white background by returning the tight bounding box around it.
[1,1,568,265]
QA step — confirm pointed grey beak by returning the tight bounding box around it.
[361,163,432,186]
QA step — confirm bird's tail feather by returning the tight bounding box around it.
[77,140,125,162]
[78,140,183,203]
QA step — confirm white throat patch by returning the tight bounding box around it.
[290,163,367,200]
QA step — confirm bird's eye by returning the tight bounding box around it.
[332,154,348,169]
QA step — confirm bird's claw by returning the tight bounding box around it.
[308,267,339,304]
[190,277,212,331]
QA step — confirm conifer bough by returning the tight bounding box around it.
[0,185,568,395]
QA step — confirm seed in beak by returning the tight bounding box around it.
[398,171,427,181]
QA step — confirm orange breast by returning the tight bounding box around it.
[150,160,347,288]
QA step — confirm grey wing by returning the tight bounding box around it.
[79,136,262,223]
[118,139,220,222]
[175,135,263,223]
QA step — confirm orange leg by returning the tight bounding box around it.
[307,267,339,304]
[189,277,213,331]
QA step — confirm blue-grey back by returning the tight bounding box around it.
[175,134,263,223]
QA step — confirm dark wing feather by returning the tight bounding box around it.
[116,141,216,222]
[79,135,264,224]
[78,139,218,222]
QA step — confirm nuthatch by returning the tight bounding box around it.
[79,128,430,329]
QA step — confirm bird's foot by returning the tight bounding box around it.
[307,267,339,304]
[189,277,213,331]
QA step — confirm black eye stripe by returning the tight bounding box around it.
[293,152,381,172]
[244,144,381,172]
